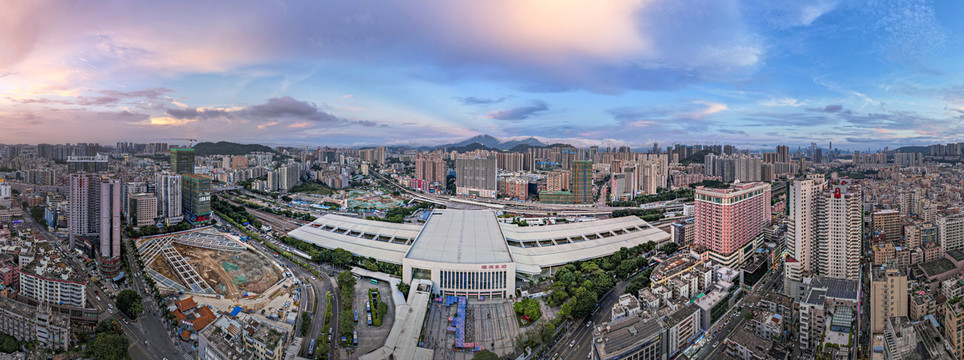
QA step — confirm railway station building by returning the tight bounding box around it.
[289,209,670,298]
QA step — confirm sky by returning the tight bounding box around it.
[2,0,964,150]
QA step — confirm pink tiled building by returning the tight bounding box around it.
[695,182,772,268]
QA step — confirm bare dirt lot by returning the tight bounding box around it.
[151,255,182,287]
[173,244,283,299]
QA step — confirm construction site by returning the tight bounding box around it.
[136,227,285,300]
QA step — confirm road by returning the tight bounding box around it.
[18,200,183,360]
[548,279,630,360]
[694,265,782,360]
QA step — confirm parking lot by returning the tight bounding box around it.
[351,278,395,357]
[422,299,521,360]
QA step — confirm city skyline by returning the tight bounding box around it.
[3,1,964,149]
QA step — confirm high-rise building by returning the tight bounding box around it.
[694,182,771,268]
[155,172,183,224]
[871,264,907,334]
[170,148,195,174]
[787,177,824,278]
[455,156,497,198]
[496,152,525,172]
[127,193,158,227]
[230,155,249,169]
[938,213,964,254]
[66,154,108,173]
[0,182,10,199]
[376,146,386,166]
[546,170,571,192]
[68,173,101,251]
[98,179,122,278]
[785,177,861,284]
[776,145,790,163]
[182,173,212,222]
[571,160,593,204]
[414,154,446,185]
[267,164,301,191]
[816,180,862,279]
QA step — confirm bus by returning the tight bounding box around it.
[352,330,358,347]
[354,310,359,323]
[307,338,316,358]
[370,279,378,285]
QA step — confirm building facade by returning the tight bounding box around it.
[455,156,497,198]
[128,193,158,227]
[871,264,908,334]
[694,182,772,268]
[571,160,593,204]
[155,172,183,224]
[182,173,212,222]
[170,148,196,174]
[0,298,70,350]
[19,260,87,308]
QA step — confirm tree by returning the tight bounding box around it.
[340,309,355,337]
[116,289,143,320]
[625,269,653,297]
[85,333,129,360]
[300,312,312,336]
[396,282,411,298]
[331,248,354,268]
[614,261,635,279]
[472,350,500,360]
[569,286,598,319]
[0,334,19,353]
[95,320,121,335]
[538,322,556,345]
[337,271,356,311]
[660,242,679,255]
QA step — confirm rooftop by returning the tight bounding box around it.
[593,316,664,359]
[405,210,513,264]
[947,249,964,262]
[811,277,859,301]
[726,327,773,356]
[919,258,957,278]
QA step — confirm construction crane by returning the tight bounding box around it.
[169,138,199,147]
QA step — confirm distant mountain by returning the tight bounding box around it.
[501,137,546,149]
[895,146,929,154]
[192,141,275,156]
[437,135,547,151]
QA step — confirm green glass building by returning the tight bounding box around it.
[572,160,593,204]
[181,173,211,222]
[170,148,195,174]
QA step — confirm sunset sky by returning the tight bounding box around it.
[2,0,964,149]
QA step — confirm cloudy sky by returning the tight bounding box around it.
[2,0,963,150]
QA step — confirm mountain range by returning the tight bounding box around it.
[436,135,547,150]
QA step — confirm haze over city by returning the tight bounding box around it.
[3,0,964,149]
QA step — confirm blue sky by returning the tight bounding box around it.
[1,0,963,150]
